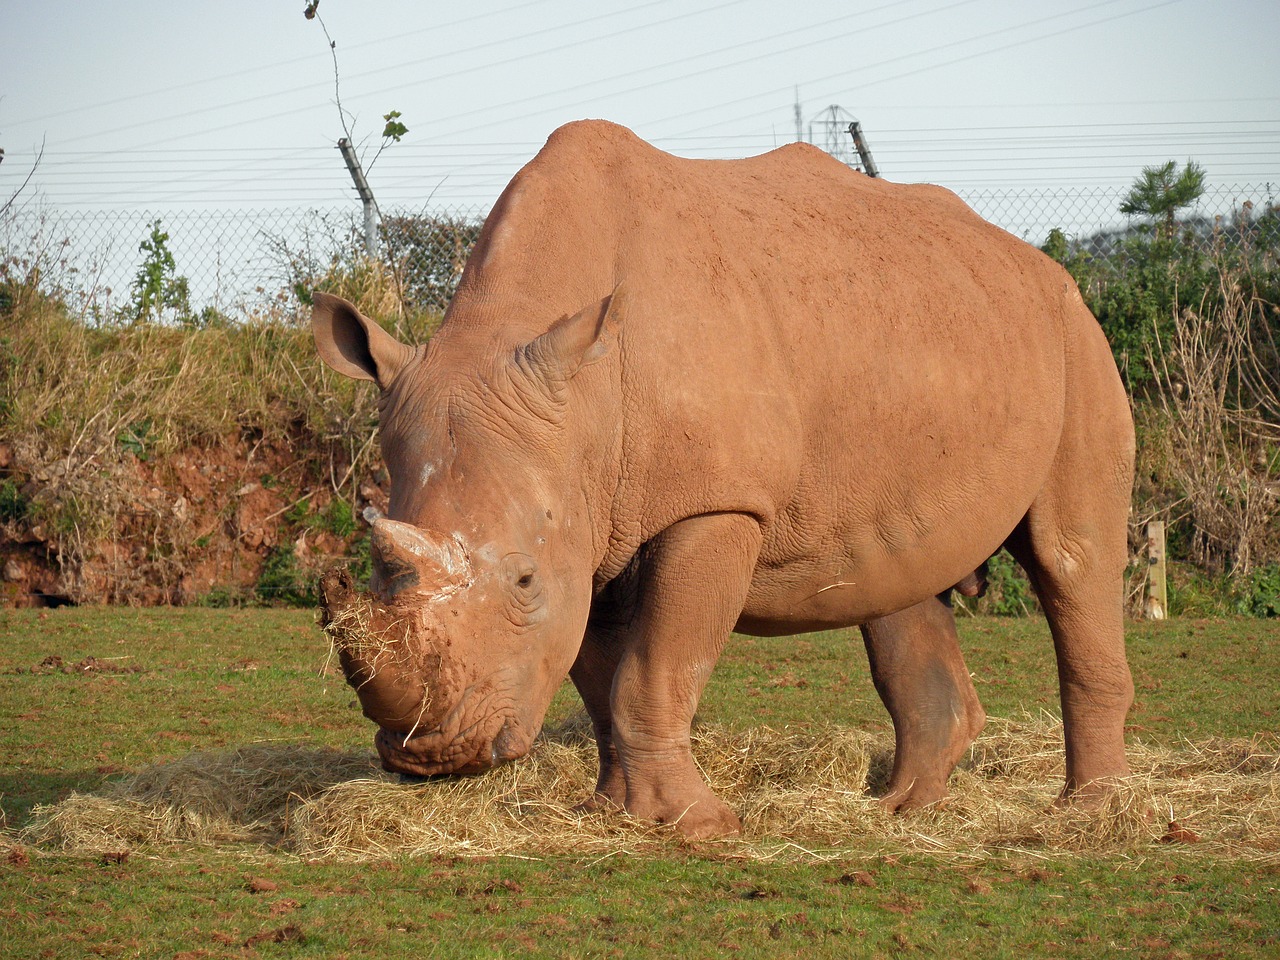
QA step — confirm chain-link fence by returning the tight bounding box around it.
[0,203,489,322]
[4,183,1275,322]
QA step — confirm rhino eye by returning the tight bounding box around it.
[502,554,539,600]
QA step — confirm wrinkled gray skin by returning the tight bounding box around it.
[313,120,1135,839]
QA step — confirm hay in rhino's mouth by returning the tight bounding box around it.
[320,569,419,679]
[375,699,528,777]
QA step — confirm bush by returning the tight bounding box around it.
[255,545,317,607]
[1236,564,1280,618]
[381,212,484,314]
[0,479,28,523]
[1047,199,1280,582]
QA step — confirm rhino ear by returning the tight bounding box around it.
[519,284,625,383]
[312,292,415,388]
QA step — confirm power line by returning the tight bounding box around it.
[654,0,1186,137]
[425,0,987,136]
[4,0,557,130]
[48,0,745,151]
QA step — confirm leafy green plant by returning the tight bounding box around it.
[1165,562,1237,618]
[322,497,357,538]
[129,220,192,324]
[195,585,249,608]
[1236,563,1280,618]
[346,529,373,588]
[967,549,1038,617]
[0,478,28,522]
[116,419,154,460]
[381,109,408,143]
[283,497,311,526]
[255,545,317,607]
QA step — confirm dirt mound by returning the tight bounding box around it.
[0,431,385,607]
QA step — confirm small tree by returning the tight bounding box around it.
[1119,160,1206,240]
[304,2,408,193]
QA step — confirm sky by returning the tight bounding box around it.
[2,0,1278,215]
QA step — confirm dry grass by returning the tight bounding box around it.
[1136,254,1280,575]
[20,745,376,850]
[319,576,416,677]
[0,296,380,602]
[0,250,447,602]
[20,717,1279,863]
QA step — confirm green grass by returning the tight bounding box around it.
[707,617,1280,741]
[5,849,1275,959]
[2,609,1279,958]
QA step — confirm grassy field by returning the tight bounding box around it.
[1,607,1277,958]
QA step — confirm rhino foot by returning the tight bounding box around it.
[879,777,951,814]
[624,783,742,840]
[574,791,623,815]
[1051,774,1134,811]
[666,797,742,840]
[575,766,626,814]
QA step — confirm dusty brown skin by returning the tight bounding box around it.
[313,121,1135,838]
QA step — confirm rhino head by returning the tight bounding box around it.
[312,290,622,776]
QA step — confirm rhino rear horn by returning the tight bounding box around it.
[369,519,468,599]
[312,292,416,388]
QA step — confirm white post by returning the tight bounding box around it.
[1144,520,1168,620]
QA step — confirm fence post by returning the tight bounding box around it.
[1144,520,1168,620]
[846,121,880,178]
[337,138,378,259]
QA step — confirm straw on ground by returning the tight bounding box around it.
[19,716,1278,863]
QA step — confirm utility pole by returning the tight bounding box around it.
[847,121,880,179]
[337,138,378,258]
[794,88,803,143]
[800,105,881,178]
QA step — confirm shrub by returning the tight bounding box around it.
[0,478,28,522]
[1236,564,1280,618]
[322,498,357,538]
[255,545,317,607]
[129,220,193,324]
[981,550,1038,617]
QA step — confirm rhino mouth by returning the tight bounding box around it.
[374,686,530,777]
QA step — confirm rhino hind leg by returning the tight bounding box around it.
[1005,508,1134,803]
[860,596,986,812]
[1004,338,1135,803]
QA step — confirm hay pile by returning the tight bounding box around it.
[21,745,376,850]
[19,717,1280,862]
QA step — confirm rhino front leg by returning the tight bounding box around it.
[860,595,986,811]
[608,512,762,839]
[569,612,630,811]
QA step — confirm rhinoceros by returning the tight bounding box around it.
[314,120,1135,839]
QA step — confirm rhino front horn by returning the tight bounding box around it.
[369,518,469,600]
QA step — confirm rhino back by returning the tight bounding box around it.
[440,121,1096,616]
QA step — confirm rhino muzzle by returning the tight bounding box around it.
[319,566,528,777]
[375,708,528,777]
